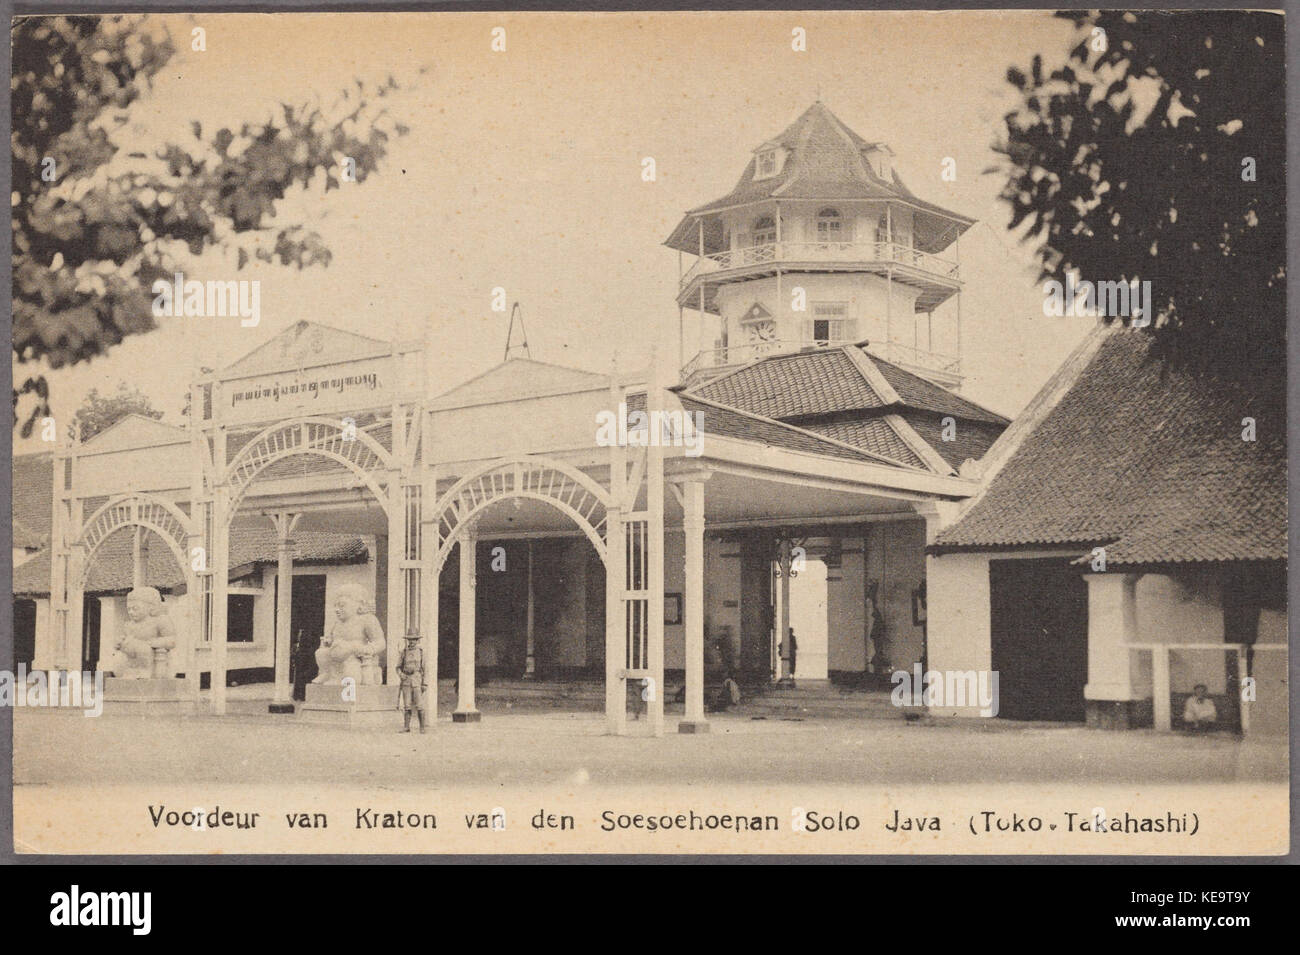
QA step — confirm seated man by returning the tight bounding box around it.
[1182,683,1217,732]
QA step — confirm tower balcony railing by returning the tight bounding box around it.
[679,240,960,292]
[680,337,962,384]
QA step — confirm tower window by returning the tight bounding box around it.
[752,216,776,247]
[816,208,844,242]
[808,302,854,345]
[755,150,778,179]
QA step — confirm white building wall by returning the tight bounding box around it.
[925,551,993,718]
[866,520,928,673]
[929,552,1288,734]
[704,537,742,671]
[1135,571,1225,694]
[827,542,866,673]
[716,273,921,351]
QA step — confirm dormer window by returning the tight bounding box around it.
[865,146,893,180]
[816,208,844,242]
[755,149,778,179]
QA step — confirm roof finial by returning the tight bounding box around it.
[504,301,532,361]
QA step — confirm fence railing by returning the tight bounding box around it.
[680,241,960,290]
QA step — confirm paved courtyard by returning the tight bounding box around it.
[12,707,1287,788]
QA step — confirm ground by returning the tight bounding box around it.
[13,706,1286,787]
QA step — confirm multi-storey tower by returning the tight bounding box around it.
[667,101,973,389]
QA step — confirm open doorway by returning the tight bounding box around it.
[13,599,36,670]
[288,574,327,698]
[785,557,829,681]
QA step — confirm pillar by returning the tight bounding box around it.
[523,541,536,678]
[645,353,666,738]
[209,420,230,715]
[777,539,793,685]
[66,545,85,674]
[1151,645,1171,732]
[452,526,480,722]
[1083,572,1146,730]
[210,484,230,716]
[132,525,148,590]
[386,475,404,687]
[269,512,299,713]
[678,478,709,733]
[184,537,203,703]
[420,413,439,722]
[605,364,628,735]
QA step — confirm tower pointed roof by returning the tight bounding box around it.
[665,101,973,254]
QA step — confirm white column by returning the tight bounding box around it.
[184,531,203,702]
[523,541,536,678]
[678,478,709,733]
[646,355,666,738]
[1083,572,1144,728]
[777,539,793,685]
[423,555,440,722]
[210,424,229,715]
[66,545,85,673]
[1151,646,1171,732]
[210,486,230,716]
[132,525,146,590]
[452,526,480,722]
[420,412,439,722]
[604,364,628,735]
[269,512,299,712]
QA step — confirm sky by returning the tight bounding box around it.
[13,10,1092,455]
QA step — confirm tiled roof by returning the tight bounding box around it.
[12,516,46,550]
[13,529,369,597]
[625,389,916,467]
[682,345,1008,472]
[799,417,927,469]
[899,412,1005,470]
[692,103,969,220]
[12,452,53,547]
[872,358,1008,425]
[690,349,887,419]
[932,332,1287,565]
[676,395,898,464]
[666,102,972,253]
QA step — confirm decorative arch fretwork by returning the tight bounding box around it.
[223,417,394,520]
[430,455,610,572]
[76,493,194,587]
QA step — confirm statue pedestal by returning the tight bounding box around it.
[298,683,401,729]
[103,677,196,716]
[151,647,173,679]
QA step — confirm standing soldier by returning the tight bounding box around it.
[397,632,427,733]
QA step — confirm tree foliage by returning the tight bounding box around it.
[12,15,409,436]
[69,381,162,442]
[994,10,1285,385]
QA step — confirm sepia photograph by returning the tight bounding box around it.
[4,6,1290,866]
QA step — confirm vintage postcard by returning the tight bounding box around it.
[7,8,1289,859]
